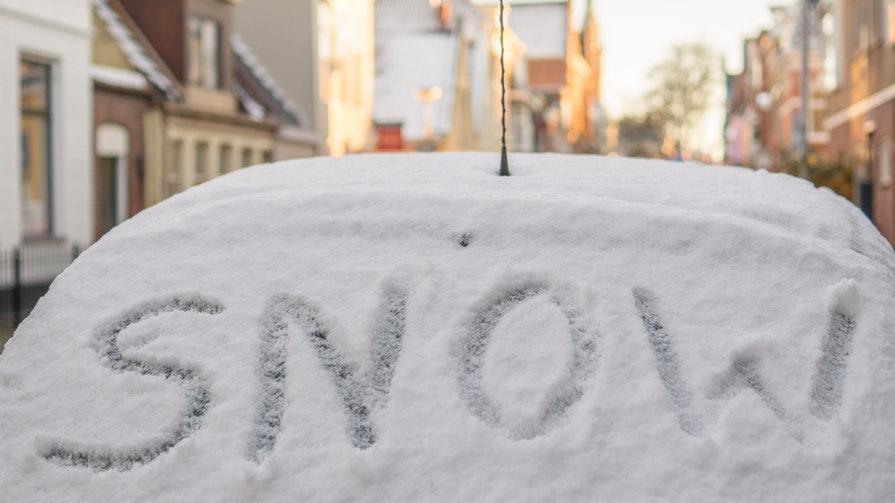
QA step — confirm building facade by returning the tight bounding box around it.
[824,0,895,242]
[508,0,602,153]
[235,0,369,156]
[109,0,317,213]
[725,4,828,172]
[0,0,93,248]
[373,0,535,153]
[92,0,180,240]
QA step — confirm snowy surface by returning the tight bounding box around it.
[2,152,895,501]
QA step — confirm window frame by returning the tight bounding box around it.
[187,14,223,89]
[20,57,54,238]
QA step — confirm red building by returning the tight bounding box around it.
[825,0,895,244]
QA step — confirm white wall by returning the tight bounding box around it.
[0,0,92,247]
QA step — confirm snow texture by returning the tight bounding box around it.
[1,152,895,501]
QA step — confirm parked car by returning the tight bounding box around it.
[1,152,893,501]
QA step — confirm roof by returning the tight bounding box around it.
[92,0,181,101]
[90,65,149,92]
[230,34,306,127]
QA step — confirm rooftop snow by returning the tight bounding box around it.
[91,64,149,92]
[1,153,894,501]
[93,0,180,101]
[231,34,306,126]
[233,81,266,122]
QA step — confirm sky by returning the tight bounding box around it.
[594,0,784,156]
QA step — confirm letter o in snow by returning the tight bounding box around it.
[456,280,598,440]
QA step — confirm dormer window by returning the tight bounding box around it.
[188,15,222,89]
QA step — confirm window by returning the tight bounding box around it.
[262,150,273,163]
[96,157,120,236]
[95,123,129,239]
[242,147,253,168]
[167,140,183,196]
[879,138,892,188]
[823,12,839,90]
[188,16,222,89]
[20,59,53,236]
[888,0,895,44]
[220,144,232,174]
[195,141,209,184]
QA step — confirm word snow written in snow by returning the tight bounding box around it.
[40,273,857,471]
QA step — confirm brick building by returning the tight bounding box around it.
[91,0,179,239]
[824,0,895,243]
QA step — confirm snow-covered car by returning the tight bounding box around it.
[1,152,893,501]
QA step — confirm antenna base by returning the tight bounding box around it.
[499,147,510,176]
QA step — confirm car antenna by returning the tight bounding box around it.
[499,0,510,176]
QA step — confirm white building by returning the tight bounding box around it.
[0,0,93,249]
[374,0,490,151]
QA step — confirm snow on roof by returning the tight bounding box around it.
[90,64,149,92]
[1,153,894,501]
[233,81,266,122]
[230,34,307,127]
[92,0,180,101]
[509,2,567,59]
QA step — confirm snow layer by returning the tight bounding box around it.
[2,153,895,501]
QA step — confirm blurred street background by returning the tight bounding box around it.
[0,0,890,341]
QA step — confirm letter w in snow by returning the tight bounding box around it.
[634,287,858,441]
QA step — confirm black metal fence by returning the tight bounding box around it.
[0,242,80,330]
